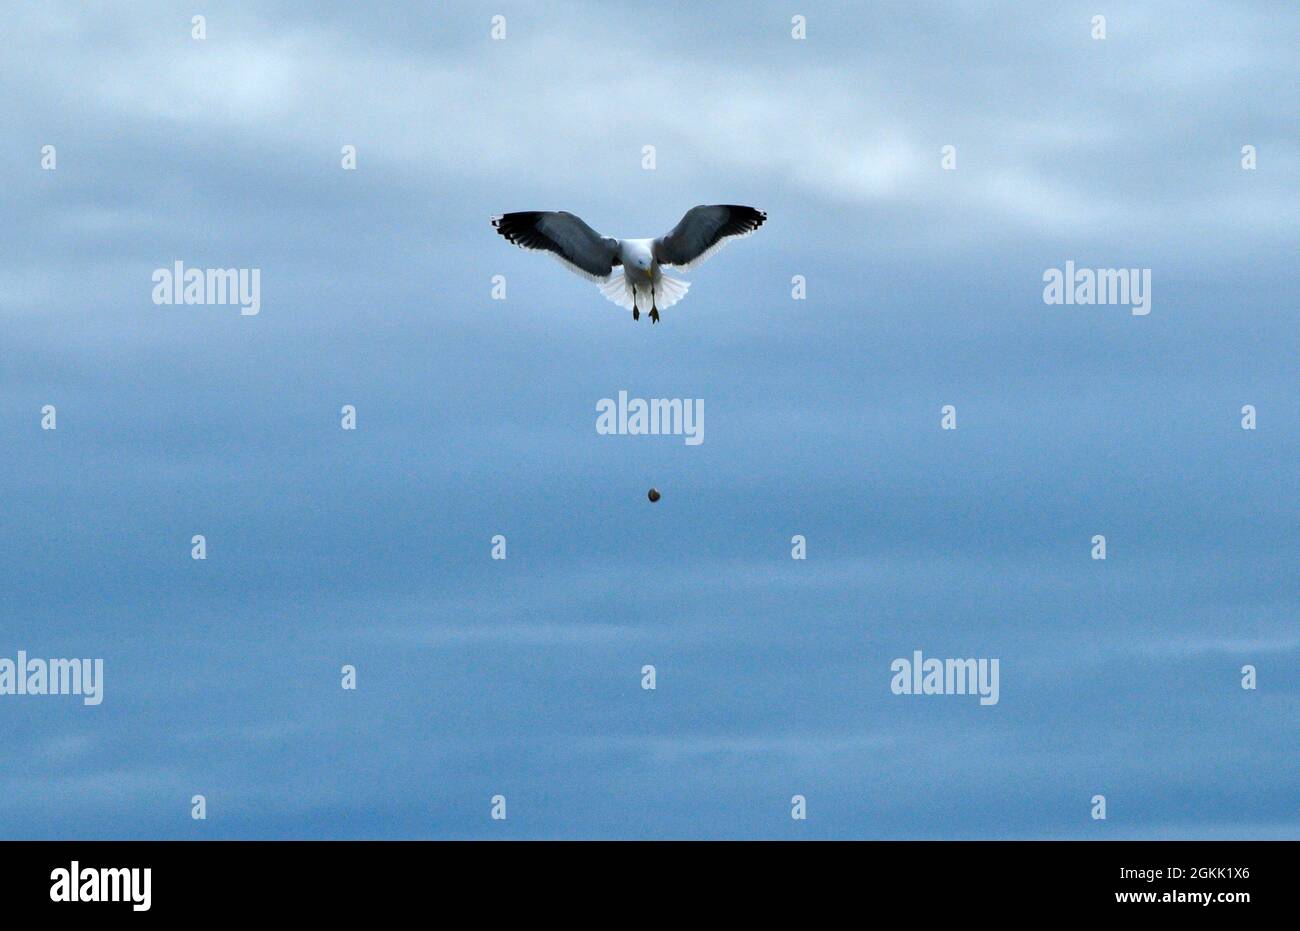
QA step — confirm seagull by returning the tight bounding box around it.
[491,204,766,323]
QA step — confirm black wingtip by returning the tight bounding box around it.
[722,205,766,235]
[725,205,766,228]
[492,211,560,253]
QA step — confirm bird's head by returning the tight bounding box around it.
[635,256,652,271]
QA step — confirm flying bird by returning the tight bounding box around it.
[491,205,766,323]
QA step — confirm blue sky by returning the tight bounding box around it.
[1,1,1296,838]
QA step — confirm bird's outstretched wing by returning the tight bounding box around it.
[653,205,766,270]
[492,211,621,281]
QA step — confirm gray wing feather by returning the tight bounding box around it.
[653,205,766,270]
[492,211,620,281]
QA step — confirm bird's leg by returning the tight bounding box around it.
[650,278,660,323]
[631,287,639,321]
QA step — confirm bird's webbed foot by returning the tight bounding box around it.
[650,309,660,324]
[632,307,640,321]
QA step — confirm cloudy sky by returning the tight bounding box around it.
[1,1,1296,839]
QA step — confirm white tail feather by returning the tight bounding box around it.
[596,270,691,311]
[654,274,690,309]
[598,270,635,309]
